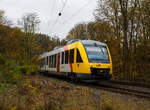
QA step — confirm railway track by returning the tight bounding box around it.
[109,80,150,88]
[68,80,150,100]
[41,74,150,100]
[94,81,150,99]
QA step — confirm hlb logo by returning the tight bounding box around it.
[96,64,101,67]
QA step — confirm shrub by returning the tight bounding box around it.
[0,53,38,84]
[19,65,38,75]
[3,61,22,83]
[0,53,5,83]
[0,53,5,65]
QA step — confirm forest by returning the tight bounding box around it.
[67,0,150,82]
[0,0,150,84]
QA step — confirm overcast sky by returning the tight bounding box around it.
[0,0,97,39]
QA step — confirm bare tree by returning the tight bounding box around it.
[0,10,12,26]
[18,13,41,64]
[18,13,40,34]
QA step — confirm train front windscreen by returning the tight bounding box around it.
[85,45,110,63]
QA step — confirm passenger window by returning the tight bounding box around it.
[70,49,74,63]
[52,55,54,67]
[49,56,51,68]
[61,52,64,64]
[51,56,53,68]
[77,49,83,63]
[65,51,68,64]
[46,56,48,65]
[43,58,45,66]
[54,54,57,67]
[49,56,51,67]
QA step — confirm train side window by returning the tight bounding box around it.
[65,51,68,64]
[42,58,44,66]
[42,58,45,66]
[49,56,52,68]
[53,55,55,68]
[45,58,46,65]
[70,49,74,63]
[52,55,54,68]
[77,49,83,63]
[61,52,64,64]
[43,58,45,66]
[54,54,57,67]
[46,57,48,65]
[51,56,52,67]
[49,56,51,67]
[49,56,50,67]
[44,58,46,65]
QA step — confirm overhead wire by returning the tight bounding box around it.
[62,0,92,25]
[50,0,95,38]
[57,0,95,38]
[50,0,68,31]
[48,0,56,27]
[60,0,68,13]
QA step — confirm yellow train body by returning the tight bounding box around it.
[39,40,113,80]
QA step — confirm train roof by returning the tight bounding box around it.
[81,40,106,46]
[40,40,107,58]
[67,39,106,46]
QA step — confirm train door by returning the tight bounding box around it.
[75,49,83,73]
[57,53,60,74]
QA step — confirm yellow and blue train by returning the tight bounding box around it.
[39,40,113,80]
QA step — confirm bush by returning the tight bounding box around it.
[0,53,23,83]
[0,53,5,83]
[0,53,5,65]
[2,61,22,83]
[0,52,38,84]
[19,65,38,75]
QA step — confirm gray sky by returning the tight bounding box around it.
[0,0,97,39]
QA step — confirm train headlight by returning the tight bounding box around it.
[90,63,93,67]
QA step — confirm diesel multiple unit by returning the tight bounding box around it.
[39,40,113,80]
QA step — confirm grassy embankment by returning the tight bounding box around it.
[0,75,150,110]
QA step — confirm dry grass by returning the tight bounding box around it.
[0,75,150,110]
[99,91,150,110]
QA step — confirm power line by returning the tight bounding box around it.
[50,0,56,18]
[62,0,92,25]
[60,0,68,13]
[50,0,68,31]
[48,0,56,27]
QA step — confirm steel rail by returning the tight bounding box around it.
[40,73,150,100]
